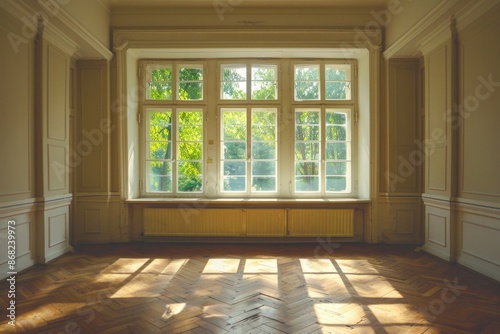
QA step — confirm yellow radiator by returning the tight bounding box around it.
[287,209,354,237]
[143,208,353,237]
[144,208,246,236]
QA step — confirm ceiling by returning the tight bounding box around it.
[103,0,389,8]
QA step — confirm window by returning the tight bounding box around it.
[221,108,278,194]
[140,59,356,198]
[294,108,351,193]
[220,63,278,100]
[146,108,204,193]
[145,62,204,101]
[142,61,205,195]
[292,62,353,195]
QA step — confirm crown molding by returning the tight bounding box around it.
[55,8,113,60]
[41,20,79,57]
[383,0,500,59]
[113,27,382,51]
[383,0,461,59]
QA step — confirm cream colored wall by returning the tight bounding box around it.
[0,8,36,276]
[378,59,423,244]
[455,6,500,281]
[0,4,76,279]
[61,0,110,46]
[385,0,439,48]
[417,2,500,280]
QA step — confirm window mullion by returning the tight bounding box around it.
[172,108,178,193]
[247,107,252,195]
[321,107,326,195]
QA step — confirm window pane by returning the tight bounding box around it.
[295,176,319,192]
[326,143,347,160]
[222,110,246,140]
[295,125,320,141]
[295,162,320,176]
[224,161,246,175]
[148,161,172,192]
[251,109,277,193]
[178,142,203,160]
[296,111,320,124]
[223,142,246,159]
[325,65,351,81]
[295,143,320,160]
[325,64,351,100]
[326,176,347,191]
[251,65,277,100]
[252,161,276,175]
[148,111,172,141]
[326,82,351,100]
[178,66,203,100]
[177,162,202,192]
[221,65,247,100]
[223,177,246,192]
[221,108,247,192]
[295,109,321,193]
[295,82,320,100]
[176,109,203,193]
[295,65,319,81]
[149,142,171,160]
[178,82,203,100]
[326,125,346,141]
[178,125,203,141]
[252,142,275,160]
[146,66,173,100]
[252,125,276,141]
[326,162,347,175]
[295,65,320,101]
[179,67,203,81]
[326,112,346,125]
[252,177,276,192]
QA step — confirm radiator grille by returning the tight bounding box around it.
[144,208,245,236]
[143,208,353,237]
[287,209,354,237]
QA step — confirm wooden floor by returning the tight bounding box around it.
[1,243,500,333]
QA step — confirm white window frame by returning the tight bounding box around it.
[219,106,279,196]
[139,58,357,198]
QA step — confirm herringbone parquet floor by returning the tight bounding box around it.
[1,243,500,333]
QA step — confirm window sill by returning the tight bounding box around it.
[126,197,371,208]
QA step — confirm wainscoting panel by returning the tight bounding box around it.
[422,200,452,261]
[457,205,500,281]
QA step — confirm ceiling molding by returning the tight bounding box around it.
[383,0,500,59]
[383,0,461,59]
[113,27,382,52]
[55,9,113,60]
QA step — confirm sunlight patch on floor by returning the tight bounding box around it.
[203,258,240,274]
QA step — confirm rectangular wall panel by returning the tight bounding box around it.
[427,213,447,247]
[47,45,68,141]
[84,208,102,234]
[48,213,68,247]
